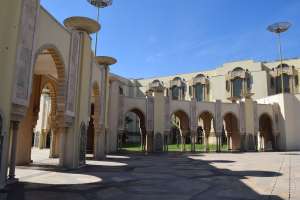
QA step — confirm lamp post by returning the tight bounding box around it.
[267,22,291,93]
[87,0,113,56]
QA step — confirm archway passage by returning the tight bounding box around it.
[259,114,274,151]
[169,110,190,152]
[15,47,66,166]
[197,112,217,152]
[86,103,95,156]
[223,113,240,151]
[120,109,146,152]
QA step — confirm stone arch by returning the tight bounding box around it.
[123,108,147,151]
[223,112,240,151]
[198,111,215,151]
[258,113,274,151]
[15,44,66,165]
[171,110,190,132]
[33,44,66,125]
[170,110,190,151]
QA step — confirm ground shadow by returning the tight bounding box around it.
[2,153,284,200]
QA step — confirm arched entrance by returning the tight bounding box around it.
[86,103,95,155]
[170,110,190,151]
[258,114,274,151]
[223,113,240,151]
[121,108,146,152]
[198,111,215,152]
[15,46,66,166]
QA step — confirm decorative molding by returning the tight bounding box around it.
[12,0,39,107]
[66,31,81,117]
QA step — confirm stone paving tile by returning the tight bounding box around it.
[2,151,300,200]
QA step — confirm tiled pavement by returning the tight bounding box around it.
[1,149,299,200]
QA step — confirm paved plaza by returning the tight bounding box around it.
[1,149,299,200]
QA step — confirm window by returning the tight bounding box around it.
[232,78,243,98]
[270,77,275,88]
[283,74,290,93]
[119,87,124,95]
[195,83,204,102]
[275,74,290,94]
[172,86,180,100]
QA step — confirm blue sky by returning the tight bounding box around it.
[41,0,300,78]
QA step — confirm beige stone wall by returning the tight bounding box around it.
[123,59,300,102]
[35,7,71,71]
[257,93,300,150]
[0,0,24,188]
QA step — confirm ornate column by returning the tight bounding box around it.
[95,56,117,154]
[203,125,211,152]
[64,16,100,167]
[8,121,19,181]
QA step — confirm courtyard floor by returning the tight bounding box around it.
[1,149,300,200]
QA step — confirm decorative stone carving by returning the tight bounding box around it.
[149,80,165,93]
[192,74,209,85]
[66,32,81,116]
[12,0,39,108]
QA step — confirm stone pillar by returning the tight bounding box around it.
[204,123,211,152]
[215,132,222,152]
[190,130,196,152]
[8,121,19,181]
[146,131,154,152]
[227,135,232,151]
[95,56,117,154]
[58,127,67,166]
[49,128,59,158]
[240,133,246,152]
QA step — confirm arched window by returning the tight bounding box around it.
[275,73,290,94]
[232,77,243,98]
[227,67,251,99]
[273,63,292,94]
[172,86,180,100]
[170,77,185,100]
[283,74,290,93]
[195,83,204,102]
[192,74,209,102]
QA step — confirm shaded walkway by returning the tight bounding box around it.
[2,151,299,200]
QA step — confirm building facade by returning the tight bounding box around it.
[1,0,300,190]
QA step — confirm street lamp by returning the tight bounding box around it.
[267,22,291,93]
[87,0,113,56]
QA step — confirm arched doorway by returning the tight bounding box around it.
[223,113,240,151]
[86,103,95,156]
[15,46,66,166]
[121,108,146,152]
[198,112,215,152]
[170,110,190,152]
[258,114,274,151]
